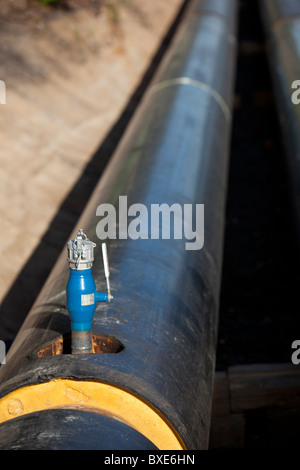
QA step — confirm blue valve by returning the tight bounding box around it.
[66,229,113,353]
[67,268,108,331]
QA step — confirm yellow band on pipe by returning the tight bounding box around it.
[0,379,185,450]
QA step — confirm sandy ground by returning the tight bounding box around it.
[0,0,183,332]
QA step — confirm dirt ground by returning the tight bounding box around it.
[0,0,183,342]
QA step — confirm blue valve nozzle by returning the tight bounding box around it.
[66,230,112,354]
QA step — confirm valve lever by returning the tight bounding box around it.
[102,243,113,302]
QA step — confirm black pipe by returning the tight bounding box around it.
[260,0,300,249]
[0,0,237,450]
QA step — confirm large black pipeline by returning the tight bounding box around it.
[260,0,300,247]
[0,0,237,450]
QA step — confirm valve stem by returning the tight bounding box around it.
[72,330,92,355]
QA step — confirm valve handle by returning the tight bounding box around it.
[102,243,113,301]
